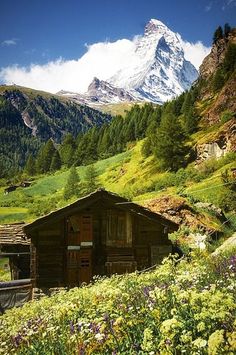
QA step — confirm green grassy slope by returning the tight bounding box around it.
[0,135,235,233]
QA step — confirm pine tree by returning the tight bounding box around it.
[35,146,45,174]
[154,112,186,171]
[182,107,198,134]
[181,91,192,115]
[63,166,81,200]
[223,43,236,73]
[24,154,36,176]
[50,150,62,172]
[83,165,99,194]
[213,26,223,44]
[212,68,225,92]
[42,139,56,173]
[59,133,76,167]
[224,23,231,38]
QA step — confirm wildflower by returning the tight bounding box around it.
[197,321,206,332]
[113,316,123,327]
[180,331,192,343]
[160,317,183,335]
[227,331,236,351]
[192,337,207,348]
[13,333,22,347]
[208,330,225,355]
[141,328,154,352]
[94,333,105,342]
[165,338,172,346]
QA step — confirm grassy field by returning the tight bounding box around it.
[0,207,28,224]
[95,102,145,116]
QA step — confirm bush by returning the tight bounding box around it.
[155,173,176,191]
[220,110,234,123]
[218,190,236,212]
[29,197,58,217]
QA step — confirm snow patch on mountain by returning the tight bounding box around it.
[108,19,198,103]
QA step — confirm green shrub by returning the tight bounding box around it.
[29,197,58,217]
[220,110,234,123]
[218,190,236,212]
[197,152,236,178]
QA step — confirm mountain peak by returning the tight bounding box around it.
[88,77,101,90]
[144,18,166,35]
[60,19,198,106]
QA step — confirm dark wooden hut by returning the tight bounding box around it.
[0,223,30,280]
[24,189,178,288]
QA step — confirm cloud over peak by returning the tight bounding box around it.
[0,32,210,94]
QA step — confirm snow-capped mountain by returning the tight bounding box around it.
[59,19,198,105]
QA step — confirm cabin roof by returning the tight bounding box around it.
[24,189,178,233]
[0,223,30,246]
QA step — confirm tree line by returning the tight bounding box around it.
[24,83,200,178]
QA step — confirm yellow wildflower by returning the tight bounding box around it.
[208,330,225,355]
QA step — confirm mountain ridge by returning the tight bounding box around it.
[0,85,111,176]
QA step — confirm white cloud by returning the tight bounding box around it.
[0,39,136,93]
[2,39,17,46]
[181,40,211,69]
[227,0,236,5]
[205,2,213,12]
[222,0,236,10]
[0,34,210,93]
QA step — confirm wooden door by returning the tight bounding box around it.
[67,214,93,286]
[67,250,80,286]
[79,249,92,284]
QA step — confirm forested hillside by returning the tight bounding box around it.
[0,86,111,177]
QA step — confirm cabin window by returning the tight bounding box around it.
[69,216,81,233]
[106,210,132,247]
[67,216,81,246]
[67,214,93,246]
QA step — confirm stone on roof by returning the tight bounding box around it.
[0,223,30,246]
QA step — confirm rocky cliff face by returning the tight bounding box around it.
[204,73,236,125]
[195,119,236,163]
[198,28,236,122]
[194,28,236,162]
[199,29,236,80]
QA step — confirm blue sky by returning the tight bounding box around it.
[0,0,235,92]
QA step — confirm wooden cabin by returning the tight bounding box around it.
[0,223,30,280]
[24,189,178,289]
